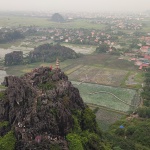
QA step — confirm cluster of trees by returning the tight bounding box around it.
[106,118,150,150]
[95,43,118,55]
[129,39,141,49]
[95,43,110,53]
[0,30,24,44]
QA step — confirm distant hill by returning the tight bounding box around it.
[51,13,65,22]
[29,43,79,63]
[4,44,80,66]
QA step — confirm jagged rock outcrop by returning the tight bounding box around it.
[51,13,65,22]
[0,67,85,149]
[4,51,23,66]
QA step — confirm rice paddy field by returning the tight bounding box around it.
[0,15,105,30]
[4,54,143,88]
[89,105,124,130]
[72,81,140,112]
[68,66,128,86]
[96,108,124,130]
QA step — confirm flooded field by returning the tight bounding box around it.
[62,43,96,54]
[0,70,7,84]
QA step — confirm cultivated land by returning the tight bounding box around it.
[72,81,140,112]
[0,15,105,29]
[5,54,143,88]
[89,105,124,130]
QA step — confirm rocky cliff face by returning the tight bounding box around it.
[0,67,85,149]
[4,51,23,66]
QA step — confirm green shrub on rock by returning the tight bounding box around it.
[0,131,16,150]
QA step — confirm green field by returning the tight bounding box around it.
[72,81,140,112]
[96,108,124,130]
[89,105,124,130]
[68,66,128,86]
[0,15,105,29]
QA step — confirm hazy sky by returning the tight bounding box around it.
[0,0,150,12]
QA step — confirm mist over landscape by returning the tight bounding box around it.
[0,0,150,12]
[0,0,150,150]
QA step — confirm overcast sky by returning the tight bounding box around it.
[0,0,150,12]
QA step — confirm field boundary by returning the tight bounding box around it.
[65,65,83,75]
[72,80,141,90]
[86,102,128,115]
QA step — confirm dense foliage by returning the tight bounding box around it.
[95,43,109,53]
[0,131,16,150]
[66,108,110,150]
[106,118,150,150]
[0,30,24,43]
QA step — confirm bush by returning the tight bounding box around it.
[137,107,150,118]
[115,128,125,136]
[38,82,56,90]
[66,133,84,150]
[0,131,16,150]
[0,121,9,128]
[126,126,135,136]
[81,108,97,132]
[0,91,6,99]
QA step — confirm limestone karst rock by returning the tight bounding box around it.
[51,13,65,22]
[4,51,23,66]
[0,67,86,149]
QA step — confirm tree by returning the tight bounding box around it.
[95,43,109,53]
